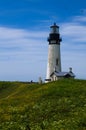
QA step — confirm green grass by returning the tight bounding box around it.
[0,79,86,130]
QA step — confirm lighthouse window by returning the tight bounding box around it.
[51,28,58,33]
[56,59,58,65]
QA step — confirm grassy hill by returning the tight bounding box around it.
[0,79,86,130]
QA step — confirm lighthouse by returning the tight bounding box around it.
[45,23,62,82]
[45,23,75,82]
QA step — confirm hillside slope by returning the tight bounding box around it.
[0,79,86,130]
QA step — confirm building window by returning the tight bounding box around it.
[56,58,58,65]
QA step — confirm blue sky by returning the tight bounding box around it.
[0,0,86,81]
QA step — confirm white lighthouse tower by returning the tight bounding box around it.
[45,23,62,82]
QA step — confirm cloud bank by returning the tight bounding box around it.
[60,16,86,79]
[0,26,48,81]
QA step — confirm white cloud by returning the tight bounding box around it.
[60,16,86,79]
[73,16,86,22]
[0,27,47,39]
[0,26,48,52]
[0,26,48,81]
[61,23,86,42]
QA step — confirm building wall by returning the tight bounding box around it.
[51,74,75,82]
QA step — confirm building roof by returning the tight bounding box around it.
[50,71,75,77]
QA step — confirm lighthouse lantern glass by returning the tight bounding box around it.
[51,27,59,33]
